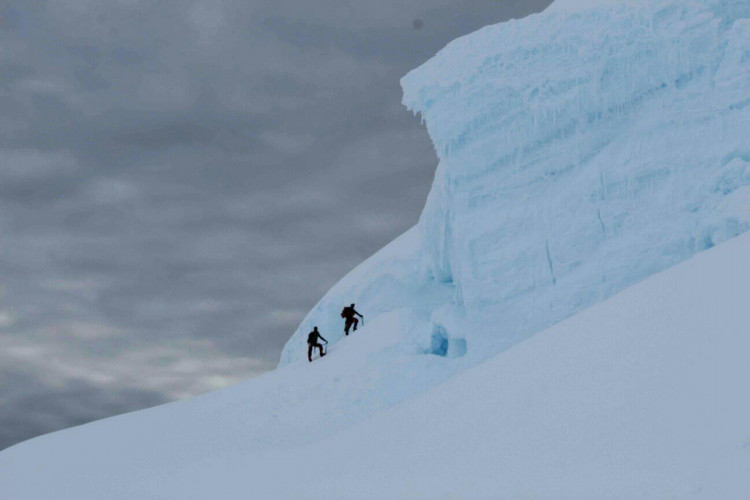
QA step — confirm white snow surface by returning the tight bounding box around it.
[2,208,750,499]
[2,0,750,497]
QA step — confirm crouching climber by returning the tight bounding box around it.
[307,326,327,362]
[341,303,363,336]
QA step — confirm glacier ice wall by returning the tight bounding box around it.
[401,0,750,348]
[282,0,750,364]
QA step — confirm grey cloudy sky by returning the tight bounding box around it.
[0,0,551,450]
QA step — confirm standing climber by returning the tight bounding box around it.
[341,303,364,336]
[307,326,327,362]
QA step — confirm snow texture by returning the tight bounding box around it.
[2,0,750,497]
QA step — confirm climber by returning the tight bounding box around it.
[341,303,364,336]
[307,326,327,362]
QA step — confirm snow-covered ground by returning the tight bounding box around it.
[2,207,749,500]
[2,0,749,497]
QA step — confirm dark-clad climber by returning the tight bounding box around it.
[307,326,327,362]
[341,303,363,336]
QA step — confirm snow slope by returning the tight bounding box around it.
[2,204,749,499]
[2,0,750,497]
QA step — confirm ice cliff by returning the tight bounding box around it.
[282,0,750,365]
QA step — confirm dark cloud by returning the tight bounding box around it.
[0,371,168,448]
[0,0,552,451]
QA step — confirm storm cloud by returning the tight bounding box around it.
[0,0,551,450]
